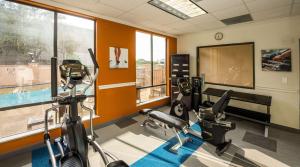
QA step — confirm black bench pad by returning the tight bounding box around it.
[139,109,153,115]
[149,111,188,130]
[107,160,129,167]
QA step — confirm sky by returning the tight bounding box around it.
[58,13,94,30]
[136,32,166,61]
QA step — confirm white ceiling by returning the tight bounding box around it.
[49,0,300,35]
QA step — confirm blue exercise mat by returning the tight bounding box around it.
[32,144,59,167]
[131,123,203,167]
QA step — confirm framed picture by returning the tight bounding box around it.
[261,48,291,72]
[109,47,128,68]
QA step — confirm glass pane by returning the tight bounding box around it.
[136,32,152,87]
[136,85,166,103]
[0,0,54,137]
[152,35,166,85]
[0,104,52,137]
[57,13,95,97]
[0,96,94,137]
[0,1,54,108]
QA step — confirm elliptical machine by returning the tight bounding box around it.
[44,49,128,167]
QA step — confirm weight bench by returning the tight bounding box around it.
[139,109,190,153]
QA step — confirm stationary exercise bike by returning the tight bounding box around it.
[170,78,236,155]
[44,49,128,167]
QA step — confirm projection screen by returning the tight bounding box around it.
[197,42,254,89]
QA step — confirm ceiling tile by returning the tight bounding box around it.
[251,5,291,21]
[117,12,150,24]
[245,0,293,13]
[51,0,123,17]
[195,0,244,12]
[51,0,97,9]
[164,20,193,29]
[120,4,181,25]
[186,14,218,24]
[194,20,226,31]
[212,4,249,20]
[99,0,148,12]
[174,25,204,34]
[89,3,124,17]
[158,26,181,35]
[294,0,300,3]
[139,21,167,30]
[291,3,300,16]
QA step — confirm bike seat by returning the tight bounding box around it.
[107,160,129,167]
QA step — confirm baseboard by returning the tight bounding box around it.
[270,123,300,134]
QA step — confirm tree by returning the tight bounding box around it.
[58,39,79,60]
[0,0,52,64]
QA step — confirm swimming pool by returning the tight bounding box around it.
[0,87,93,108]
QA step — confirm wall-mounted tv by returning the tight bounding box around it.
[197,42,255,89]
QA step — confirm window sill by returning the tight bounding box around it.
[0,115,99,144]
[137,96,170,107]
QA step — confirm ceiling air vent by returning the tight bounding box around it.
[221,14,253,25]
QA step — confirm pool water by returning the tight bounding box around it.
[0,86,93,108]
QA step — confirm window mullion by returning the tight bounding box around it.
[151,35,154,87]
[54,12,58,58]
[53,12,58,96]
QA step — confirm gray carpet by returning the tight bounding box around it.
[231,153,262,167]
[242,131,277,152]
[115,118,138,129]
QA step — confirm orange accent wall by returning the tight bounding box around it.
[96,19,136,85]
[0,7,177,156]
[95,86,137,124]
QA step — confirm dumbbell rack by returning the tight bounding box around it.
[170,54,191,109]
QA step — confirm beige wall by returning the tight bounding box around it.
[178,16,300,129]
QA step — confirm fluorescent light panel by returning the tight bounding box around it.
[148,0,207,20]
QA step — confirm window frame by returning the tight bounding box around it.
[0,1,97,111]
[135,31,167,101]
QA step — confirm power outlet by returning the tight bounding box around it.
[282,76,288,84]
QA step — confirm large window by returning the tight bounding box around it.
[0,0,95,138]
[136,32,166,103]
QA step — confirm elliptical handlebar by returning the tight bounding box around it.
[88,48,99,69]
[82,48,99,95]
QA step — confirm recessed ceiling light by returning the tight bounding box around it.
[148,0,207,20]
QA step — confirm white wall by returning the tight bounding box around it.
[178,16,300,129]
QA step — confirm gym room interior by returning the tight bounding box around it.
[0,0,300,166]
